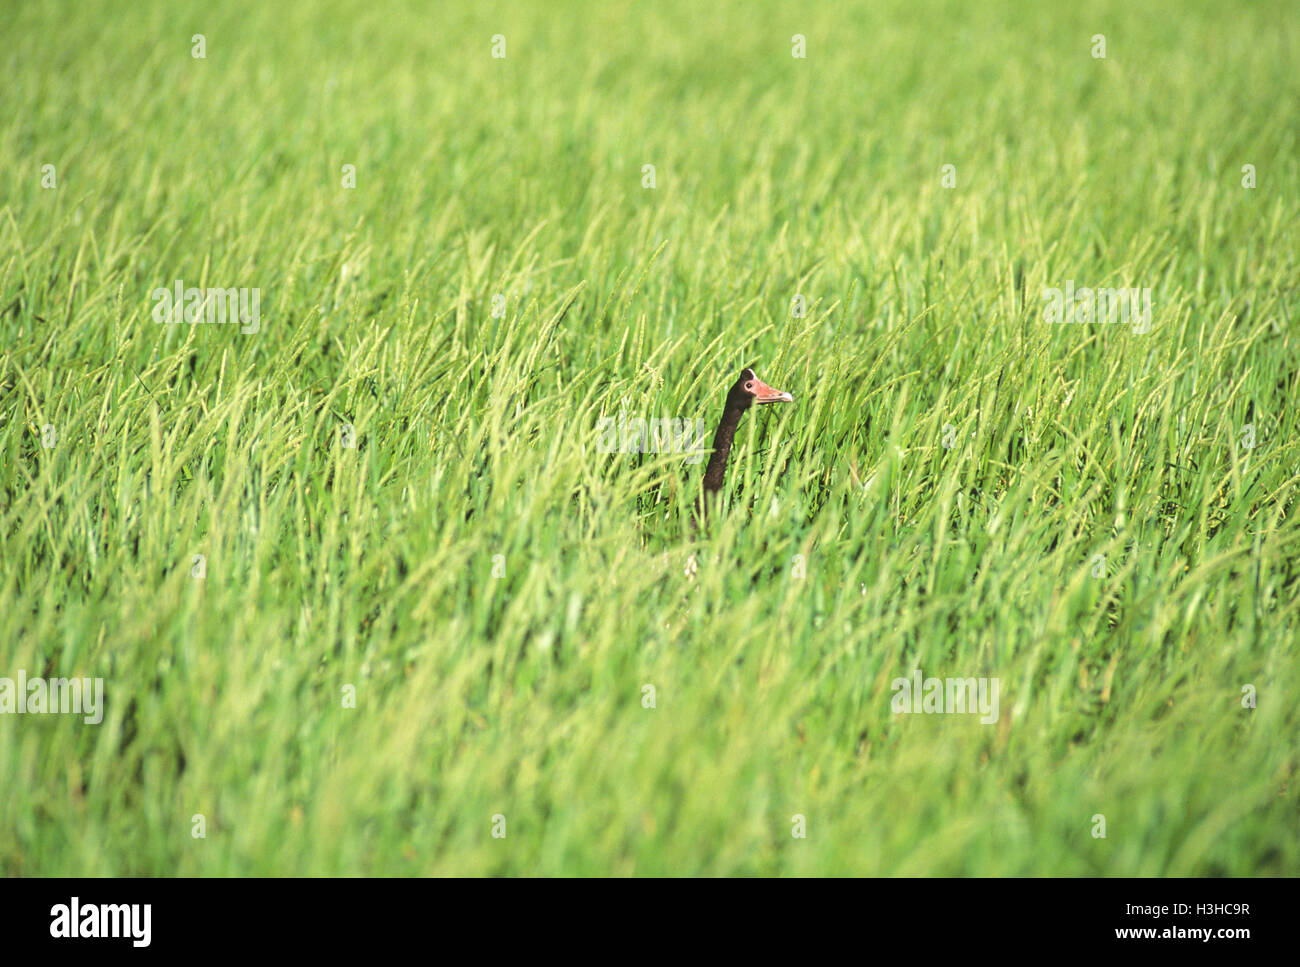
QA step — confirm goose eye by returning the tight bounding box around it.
[745,381,754,391]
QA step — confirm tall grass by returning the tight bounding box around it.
[1,0,1297,874]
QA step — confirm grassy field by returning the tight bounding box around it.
[1,0,1297,875]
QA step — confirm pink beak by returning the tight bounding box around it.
[752,377,793,404]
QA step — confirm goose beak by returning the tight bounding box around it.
[752,377,793,404]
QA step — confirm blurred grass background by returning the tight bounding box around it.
[0,0,1297,873]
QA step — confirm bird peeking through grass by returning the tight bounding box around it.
[692,367,793,529]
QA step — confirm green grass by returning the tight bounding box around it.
[1,0,1297,875]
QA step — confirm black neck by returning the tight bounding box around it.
[702,402,745,493]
